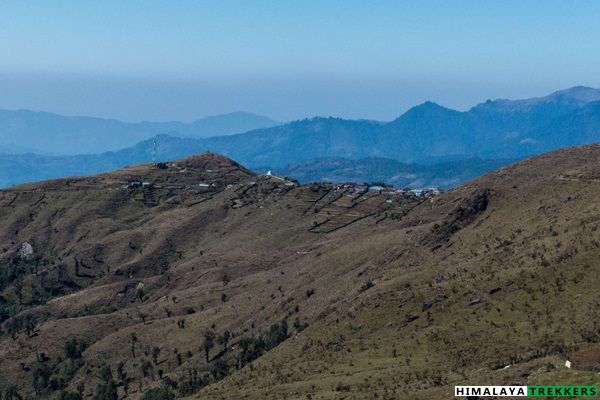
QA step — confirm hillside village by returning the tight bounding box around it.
[120,161,442,202]
[1,150,599,399]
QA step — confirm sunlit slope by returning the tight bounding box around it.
[0,152,419,398]
[196,145,600,399]
[1,147,600,399]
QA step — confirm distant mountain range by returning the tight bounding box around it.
[2,86,600,188]
[122,86,600,167]
[0,110,279,155]
[196,85,600,165]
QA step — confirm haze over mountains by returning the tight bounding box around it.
[0,110,279,155]
[2,86,600,189]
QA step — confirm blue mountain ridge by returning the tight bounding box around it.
[1,86,600,189]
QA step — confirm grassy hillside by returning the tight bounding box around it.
[1,148,600,399]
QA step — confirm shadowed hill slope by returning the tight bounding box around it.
[1,148,600,399]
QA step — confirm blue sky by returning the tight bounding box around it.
[1,1,599,122]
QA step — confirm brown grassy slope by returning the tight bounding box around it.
[1,147,600,399]
[0,152,420,398]
[195,145,600,399]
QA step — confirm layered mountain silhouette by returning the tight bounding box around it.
[2,87,600,189]
[0,110,279,155]
[126,86,600,166]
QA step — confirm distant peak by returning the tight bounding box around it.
[189,111,280,127]
[474,86,600,111]
[557,85,596,92]
[550,86,600,103]
[420,101,443,108]
[404,101,456,115]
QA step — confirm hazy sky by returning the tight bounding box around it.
[1,1,599,122]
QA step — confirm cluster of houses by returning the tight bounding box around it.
[123,181,152,188]
[119,172,440,200]
[330,182,441,198]
[121,180,209,191]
